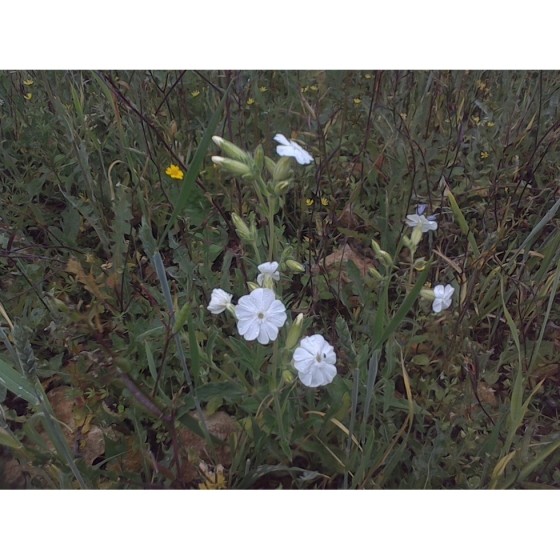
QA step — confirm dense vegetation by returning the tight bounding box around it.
[1,70,559,489]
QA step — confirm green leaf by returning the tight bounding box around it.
[0,355,40,406]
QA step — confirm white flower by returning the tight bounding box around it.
[235,288,287,345]
[274,133,313,165]
[293,334,337,388]
[257,261,280,287]
[405,213,438,233]
[207,288,233,314]
[432,284,454,313]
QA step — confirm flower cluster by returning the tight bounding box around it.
[207,260,337,388]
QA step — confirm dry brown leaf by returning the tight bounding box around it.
[311,243,374,283]
[66,255,109,303]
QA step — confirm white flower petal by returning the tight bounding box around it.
[276,145,296,158]
[207,288,233,314]
[273,133,290,146]
[433,285,445,299]
[293,334,337,387]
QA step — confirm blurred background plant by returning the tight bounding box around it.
[1,70,560,489]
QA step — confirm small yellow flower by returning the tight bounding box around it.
[400,112,407,120]
[473,116,480,124]
[24,93,32,100]
[259,86,267,93]
[364,74,371,79]
[487,122,495,128]
[321,197,329,207]
[481,151,489,159]
[353,98,361,105]
[477,80,486,91]
[310,85,318,91]
[23,79,33,86]
[191,90,200,97]
[301,86,309,93]
[165,164,184,180]
[305,198,314,207]
[247,98,255,105]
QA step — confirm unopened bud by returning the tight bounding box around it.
[264,156,276,175]
[231,212,254,242]
[212,136,252,165]
[273,180,291,195]
[247,282,260,292]
[286,259,306,273]
[254,144,264,172]
[402,235,414,250]
[371,239,392,267]
[282,369,295,383]
[212,156,253,178]
[273,156,293,182]
[285,313,304,350]
[413,257,428,271]
[411,224,423,247]
[368,267,383,281]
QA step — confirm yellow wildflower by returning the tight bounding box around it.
[259,86,267,93]
[321,197,329,207]
[477,80,486,91]
[364,74,371,79]
[473,116,480,124]
[310,85,318,91]
[400,113,407,120]
[354,98,361,105]
[487,122,495,128]
[247,98,255,105]
[165,164,184,180]
[305,198,314,207]
[23,79,33,86]
[24,93,32,100]
[481,151,489,159]
[191,90,200,97]
[301,86,309,93]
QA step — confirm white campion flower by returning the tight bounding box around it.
[257,261,280,288]
[293,334,337,388]
[207,289,234,315]
[405,205,438,233]
[274,133,313,165]
[432,284,454,313]
[235,288,287,345]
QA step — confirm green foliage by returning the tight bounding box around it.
[1,70,560,489]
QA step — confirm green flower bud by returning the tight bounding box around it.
[212,136,252,165]
[247,282,260,292]
[264,156,276,175]
[413,257,428,271]
[411,223,423,247]
[231,212,254,242]
[273,180,291,195]
[285,313,304,350]
[368,266,383,280]
[273,156,293,182]
[212,156,253,179]
[371,239,393,267]
[286,259,306,273]
[282,369,295,383]
[254,144,264,173]
[420,288,435,300]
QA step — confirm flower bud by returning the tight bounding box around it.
[286,259,306,273]
[413,257,428,271]
[231,212,254,242]
[273,180,291,195]
[371,239,393,267]
[247,282,260,292]
[254,144,264,173]
[402,235,414,250]
[282,369,295,383]
[411,223,423,247]
[368,266,383,280]
[264,156,276,175]
[212,156,253,178]
[285,313,304,350]
[212,136,252,165]
[273,156,293,182]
